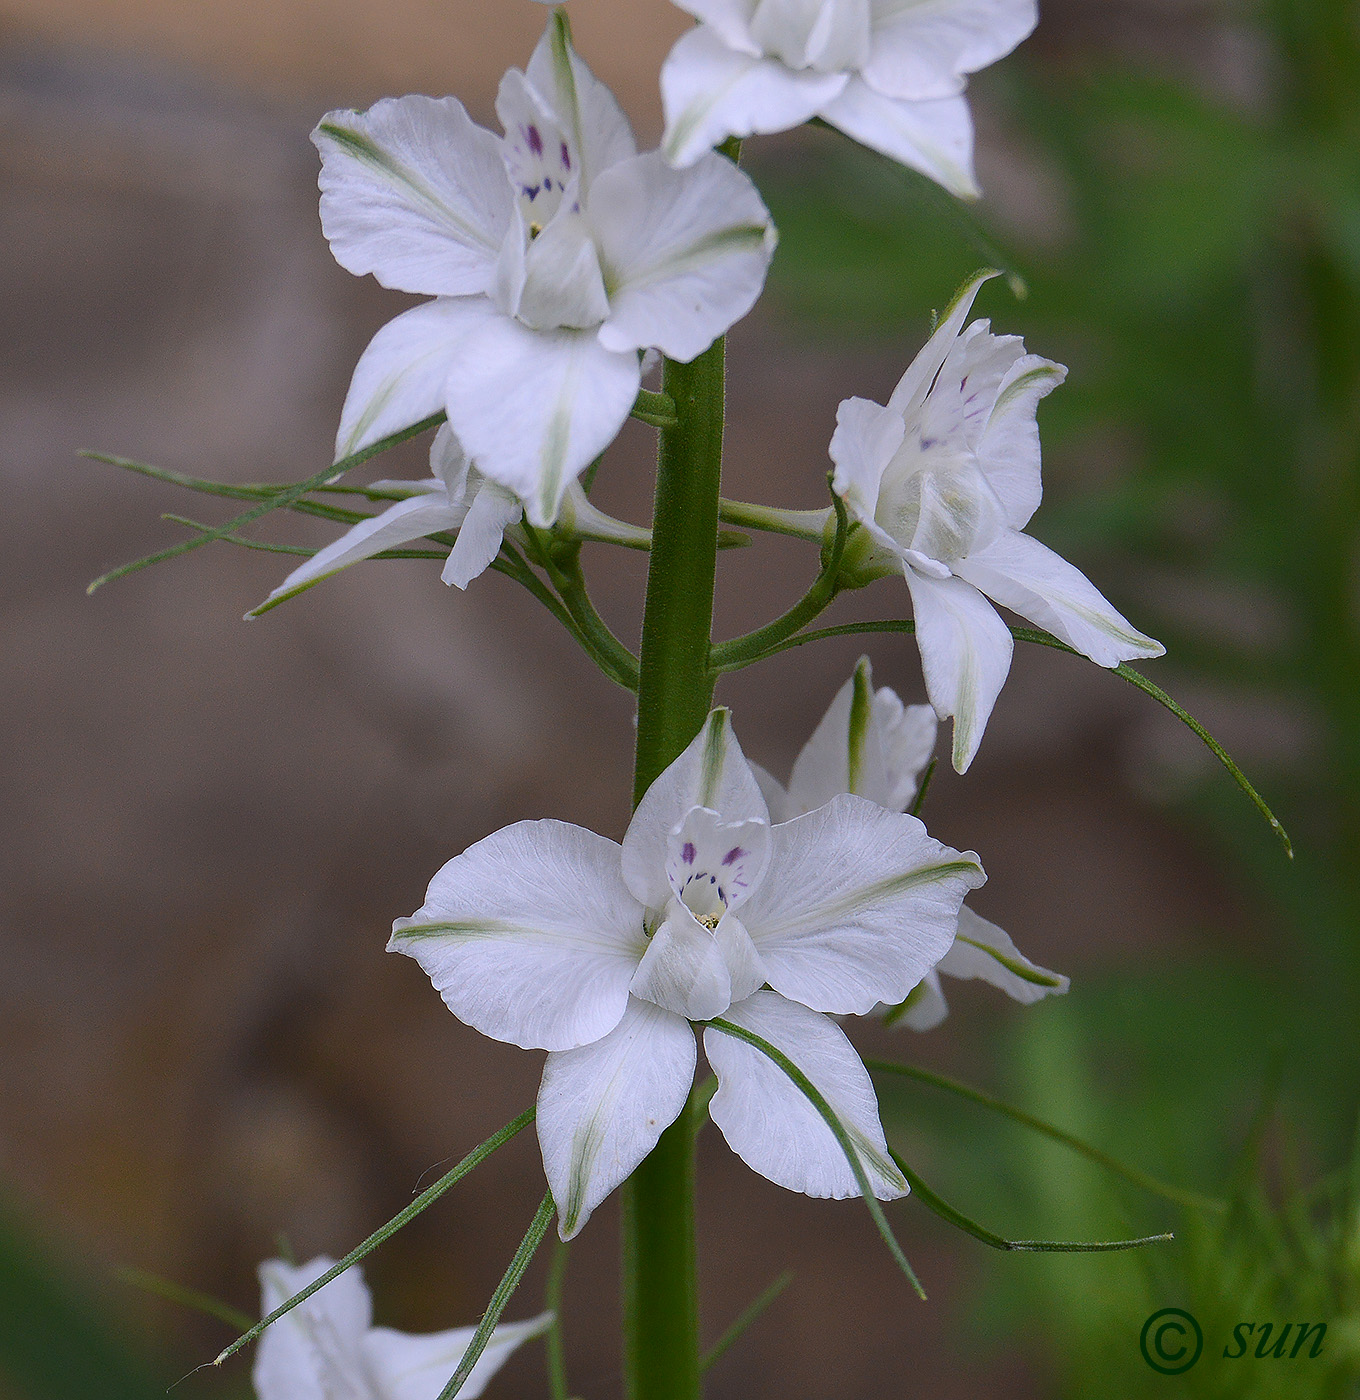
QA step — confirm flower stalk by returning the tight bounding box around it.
[624,336,728,1400]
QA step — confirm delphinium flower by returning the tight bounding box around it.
[830,271,1164,772]
[389,709,983,1238]
[248,424,647,615]
[252,1255,549,1400]
[757,656,1069,1030]
[660,0,1037,193]
[315,12,775,527]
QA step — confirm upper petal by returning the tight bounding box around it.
[253,1257,372,1400]
[524,11,636,189]
[362,1314,552,1400]
[622,708,770,910]
[539,997,696,1239]
[671,0,762,52]
[864,0,1037,100]
[661,25,848,168]
[904,565,1013,772]
[335,299,470,461]
[886,268,998,418]
[937,904,1070,1004]
[251,491,463,616]
[821,78,979,198]
[704,991,906,1199]
[439,303,641,527]
[592,150,776,363]
[389,820,645,1051]
[740,793,983,1014]
[975,353,1068,530]
[954,529,1165,667]
[917,319,1029,453]
[314,97,511,298]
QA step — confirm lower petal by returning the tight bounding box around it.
[904,566,1013,773]
[539,998,696,1239]
[704,991,906,1200]
[441,309,641,527]
[362,1314,552,1400]
[821,79,979,198]
[629,911,733,1022]
[955,529,1166,668]
[661,26,847,168]
[442,480,522,590]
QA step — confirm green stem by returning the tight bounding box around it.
[717,498,830,541]
[624,339,728,1400]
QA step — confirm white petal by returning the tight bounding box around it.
[716,912,767,1003]
[886,268,997,417]
[741,793,982,1014]
[516,210,612,331]
[892,969,949,1030]
[525,12,636,189]
[787,656,895,811]
[592,151,775,363]
[661,26,848,169]
[429,421,474,500]
[665,806,770,914]
[751,763,798,823]
[539,997,696,1239]
[918,319,1029,453]
[335,299,469,461]
[822,77,978,197]
[874,689,939,812]
[672,0,763,52]
[314,98,510,298]
[442,479,521,590]
[705,991,906,1198]
[904,565,1013,772]
[954,529,1165,667]
[252,492,462,616]
[362,1315,551,1400]
[253,1258,371,1400]
[750,0,871,72]
[864,0,1037,100]
[976,354,1068,530]
[440,304,641,527]
[937,904,1070,1003]
[621,709,770,910]
[629,906,734,1021]
[389,820,645,1051]
[828,395,905,525]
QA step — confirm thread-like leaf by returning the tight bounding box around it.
[213,1107,534,1367]
[116,1269,253,1332]
[890,1151,1173,1252]
[867,1060,1223,1213]
[700,1271,793,1370]
[435,1193,556,1400]
[704,1018,926,1299]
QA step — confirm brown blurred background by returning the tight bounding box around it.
[3,1,1348,1397]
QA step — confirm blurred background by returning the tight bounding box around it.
[1,0,1356,1396]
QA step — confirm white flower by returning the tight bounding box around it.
[252,1256,549,1400]
[660,0,1037,194]
[758,656,1069,1028]
[830,271,1165,773]
[389,708,983,1238]
[248,424,645,616]
[315,13,775,527]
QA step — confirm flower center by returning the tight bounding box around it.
[876,451,1005,568]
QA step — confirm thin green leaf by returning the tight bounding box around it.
[700,1271,793,1371]
[85,412,446,595]
[116,1269,253,1332]
[736,616,1290,855]
[908,758,937,818]
[866,1059,1224,1213]
[213,1107,533,1367]
[889,1151,1173,1253]
[704,1018,926,1299]
[436,1193,556,1400]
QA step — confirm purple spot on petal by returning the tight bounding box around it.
[920,436,938,450]
[722,847,745,866]
[526,124,544,156]
[561,141,571,170]
[682,842,695,865]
